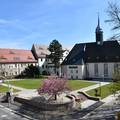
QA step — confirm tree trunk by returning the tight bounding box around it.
[55,94,57,100]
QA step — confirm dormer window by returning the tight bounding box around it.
[14,57,20,60]
[88,57,90,59]
[41,52,46,55]
[28,56,33,59]
[39,47,43,50]
[9,51,15,54]
[0,56,7,59]
[96,56,99,59]
[73,59,76,62]
[116,56,119,59]
[105,56,108,59]
[97,41,101,45]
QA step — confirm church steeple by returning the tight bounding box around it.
[95,15,103,45]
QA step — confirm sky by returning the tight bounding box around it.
[0,0,119,50]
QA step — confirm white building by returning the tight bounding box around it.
[32,44,69,75]
[0,48,37,77]
[61,17,120,80]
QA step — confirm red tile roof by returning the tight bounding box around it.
[0,48,37,63]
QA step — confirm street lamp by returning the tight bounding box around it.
[99,80,101,97]
[99,75,104,97]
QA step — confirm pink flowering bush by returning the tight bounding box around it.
[38,76,70,100]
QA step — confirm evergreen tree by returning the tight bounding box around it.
[48,39,63,75]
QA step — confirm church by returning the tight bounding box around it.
[61,17,120,80]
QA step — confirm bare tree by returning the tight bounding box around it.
[106,2,120,39]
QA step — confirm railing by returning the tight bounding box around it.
[78,91,100,101]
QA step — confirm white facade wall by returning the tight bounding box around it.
[61,62,120,79]
[38,58,46,67]
[38,56,69,75]
[0,63,36,77]
[38,58,55,74]
[87,62,117,79]
[61,65,85,79]
[38,58,46,74]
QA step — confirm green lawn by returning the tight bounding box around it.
[7,79,43,89]
[68,80,96,90]
[0,85,19,93]
[7,79,96,90]
[86,84,112,99]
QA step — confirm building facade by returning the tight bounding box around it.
[61,17,120,80]
[32,44,69,75]
[0,48,37,77]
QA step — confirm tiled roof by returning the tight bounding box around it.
[62,40,120,65]
[62,44,85,65]
[0,48,37,63]
[32,44,70,60]
[32,44,50,58]
[85,40,120,62]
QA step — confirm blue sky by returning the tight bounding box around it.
[0,0,119,49]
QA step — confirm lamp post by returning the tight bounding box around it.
[99,75,104,97]
[0,75,10,107]
[99,80,101,97]
[6,76,11,108]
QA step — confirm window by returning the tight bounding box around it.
[76,70,78,73]
[71,70,73,73]
[5,72,8,76]
[71,75,73,79]
[104,63,108,77]
[15,64,17,68]
[69,66,78,69]
[114,63,120,73]
[21,64,23,67]
[86,64,89,77]
[94,64,98,77]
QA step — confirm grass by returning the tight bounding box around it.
[0,85,19,93]
[68,80,96,90]
[7,79,44,89]
[86,84,112,99]
[7,79,96,90]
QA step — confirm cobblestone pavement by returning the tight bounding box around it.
[0,97,105,120]
[1,81,118,120]
[0,104,33,120]
[1,95,120,120]
[81,103,120,120]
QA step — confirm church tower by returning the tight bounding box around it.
[95,16,103,45]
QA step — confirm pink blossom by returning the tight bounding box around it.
[38,76,70,99]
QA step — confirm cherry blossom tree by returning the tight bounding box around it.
[38,76,70,100]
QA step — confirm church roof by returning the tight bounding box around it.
[62,43,85,65]
[62,40,120,65]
